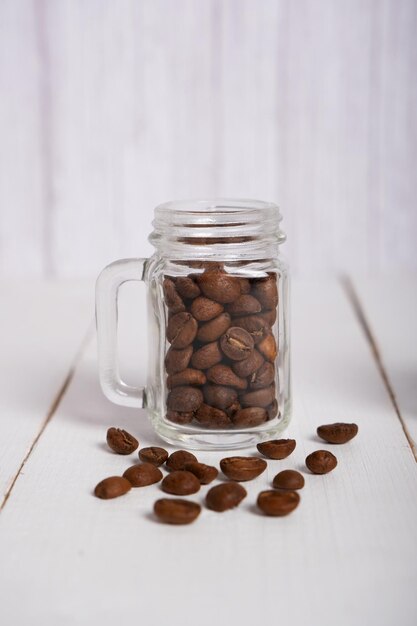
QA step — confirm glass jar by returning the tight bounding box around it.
[96,199,290,450]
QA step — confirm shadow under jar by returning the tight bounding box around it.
[96,199,291,451]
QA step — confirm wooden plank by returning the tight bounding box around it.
[0,279,415,625]
[0,280,93,506]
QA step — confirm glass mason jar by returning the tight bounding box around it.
[96,199,290,450]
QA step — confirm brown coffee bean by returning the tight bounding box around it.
[167,386,203,412]
[266,400,279,420]
[220,456,267,481]
[123,463,163,487]
[220,327,254,361]
[195,403,232,428]
[163,278,185,313]
[166,450,198,471]
[240,385,275,408]
[139,446,168,466]
[225,400,241,418]
[234,314,269,344]
[203,384,238,410]
[167,368,206,389]
[227,295,261,316]
[184,461,219,484]
[249,362,275,389]
[161,470,201,495]
[257,439,296,459]
[197,312,231,343]
[154,498,201,524]
[94,476,132,499]
[252,274,278,309]
[262,308,277,326]
[191,341,223,369]
[197,268,241,303]
[273,470,305,490]
[206,482,247,512]
[232,349,264,377]
[257,333,277,362]
[238,278,251,294]
[166,410,194,425]
[175,276,200,300]
[106,428,139,455]
[191,297,224,321]
[317,422,359,444]
[306,450,338,474]
[165,345,193,375]
[232,407,268,428]
[206,364,247,390]
[257,490,300,516]
[167,312,198,348]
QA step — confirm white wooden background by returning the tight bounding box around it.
[1,0,416,278]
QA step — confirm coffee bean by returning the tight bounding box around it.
[203,384,238,410]
[227,295,261,316]
[166,450,198,471]
[161,470,201,495]
[123,463,163,487]
[167,386,203,412]
[167,368,207,389]
[184,461,219,484]
[232,407,268,428]
[225,400,241,418]
[175,276,201,299]
[220,456,267,481]
[306,450,338,474]
[166,410,194,425]
[257,490,300,516]
[191,341,222,369]
[165,345,193,375]
[232,349,264,377]
[262,308,277,326]
[197,312,231,343]
[317,422,358,444]
[234,314,269,344]
[154,498,201,524]
[206,364,247,390]
[257,333,277,362]
[163,278,185,313]
[252,274,278,309]
[106,428,139,455]
[206,482,247,512]
[249,362,275,389]
[220,327,254,361]
[195,403,232,428]
[139,446,168,466]
[94,476,132,499]
[191,296,224,321]
[167,312,198,348]
[240,385,275,408]
[197,268,241,303]
[257,439,296,459]
[266,400,279,420]
[238,278,251,294]
[273,470,305,490]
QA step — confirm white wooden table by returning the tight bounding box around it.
[0,277,416,626]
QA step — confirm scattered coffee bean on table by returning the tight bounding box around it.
[154,498,201,525]
[94,476,132,499]
[123,463,163,487]
[206,482,247,512]
[106,428,139,455]
[317,422,359,444]
[184,462,219,484]
[257,438,296,460]
[138,446,169,466]
[273,469,305,490]
[306,450,338,474]
[220,456,267,481]
[257,490,300,516]
[161,470,201,495]
[166,450,198,471]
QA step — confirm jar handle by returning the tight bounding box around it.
[95,258,147,408]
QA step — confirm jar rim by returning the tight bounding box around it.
[154,198,281,226]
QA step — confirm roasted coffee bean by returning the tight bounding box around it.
[257,439,296,459]
[197,268,241,303]
[206,482,247,512]
[123,463,163,487]
[175,276,201,299]
[167,386,203,412]
[249,362,275,389]
[197,312,231,343]
[252,274,278,309]
[232,349,264,377]
[225,400,241,418]
[238,278,251,294]
[191,341,223,369]
[317,422,359,444]
[203,384,238,410]
[195,403,232,428]
[232,407,268,428]
[257,490,300,516]
[258,333,277,362]
[227,295,261,316]
[94,476,132,499]
[167,312,198,348]
[220,327,254,361]
[266,400,279,420]
[240,385,275,408]
[161,470,201,495]
[163,278,185,313]
[273,470,305,490]
[139,446,169,466]
[234,314,269,344]
[220,456,267,481]
[191,296,224,321]
[206,364,247,390]
[106,428,139,455]
[166,450,198,471]
[262,308,277,326]
[166,410,194,425]
[167,368,206,389]
[165,345,193,375]
[184,461,219,484]
[306,450,338,474]
[154,498,201,525]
